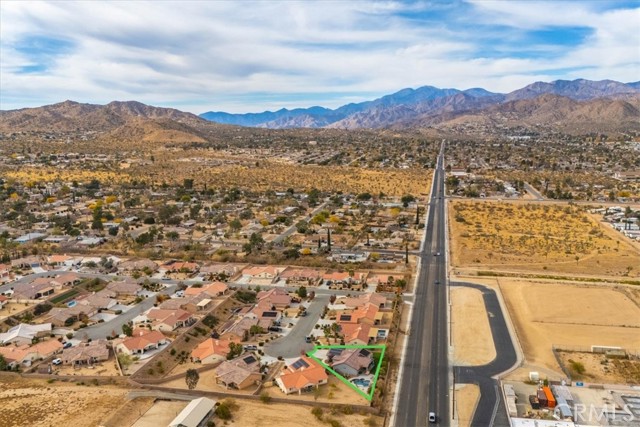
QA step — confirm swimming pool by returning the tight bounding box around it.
[351,378,371,388]
[67,300,77,308]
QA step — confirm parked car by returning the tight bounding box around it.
[52,358,62,365]
[428,412,437,423]
[244,345,257,351]
[268,326,282,332]
[305,336,312,343]
[62,342,72,349]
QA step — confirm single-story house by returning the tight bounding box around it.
[276,356,328,395]
[0,323,53,346]
[116,330,168,356]
[214,353,261,390]
[330,348,374,378]
[145,308,195,332]
[191,338,238,365]
[0,339,62,368]
[105,279,141,297]
[61,340,110,365]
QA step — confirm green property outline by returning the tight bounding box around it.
[306,344,386,402]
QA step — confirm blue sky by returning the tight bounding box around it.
[1,1,638,113]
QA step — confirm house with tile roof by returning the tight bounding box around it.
[61,340,110,365]
[330,348,374,378]
[214,353,261,390]
[191,338,239,365]
[0,339,62,368]
[116,330,168,356]
[275,356,328,395]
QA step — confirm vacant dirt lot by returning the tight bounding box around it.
[451,287,496,366]
[497,279,640,373]
[224,399,382,427]
[448,201,640,276]
[132,400,189,427]
[455,384,479,427]
[0,375,127,427]
[557,351,640,384]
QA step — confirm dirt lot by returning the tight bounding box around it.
[496,278,640,373]
[54,359,121,377]
[451,287,496,366]
[132,400,189,427]
[455,384,479,427]
[0,302,34,322]
[223,398,382,427]
[557,351,640,384]
[448,201,640,276]
[0,374,128,427]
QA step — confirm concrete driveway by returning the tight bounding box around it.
[265,295,328,358]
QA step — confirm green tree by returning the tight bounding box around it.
[91,207,103,230]
[401,194,415,207]
[297,285,308,299]
[185,368,200,390]
[229,218,242,231]
[227,342,243,360]
[0,354,7,371]
[122,322,133,337]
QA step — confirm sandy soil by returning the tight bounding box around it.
[497,279,640,373]
[224,399,382,427]
[448,201,640,277]
[0,302,34,321]
[451,287,496,366]
[54,359,121,377]
[0,375,128,427]
[557,351,640,384]
[101,397,155,427]
[263,375,369,406]
[455,384,479,427]
[132,400,189,427]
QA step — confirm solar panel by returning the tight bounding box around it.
[339,314,351,321]
[359,349,371,357]
[243,355,256,364]
[328,349,343,357]
[263,311,277,317]
[291,359,309,370]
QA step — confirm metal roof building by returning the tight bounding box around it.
[168,397,216,427]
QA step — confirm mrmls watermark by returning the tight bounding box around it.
[559,403,637,424]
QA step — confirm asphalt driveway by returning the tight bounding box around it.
[265,295,328,358]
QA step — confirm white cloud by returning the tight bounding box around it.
[0,1,638,113]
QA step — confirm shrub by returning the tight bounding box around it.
[311,407,323,420]
[215,403,232,420]
[259,391,272,404]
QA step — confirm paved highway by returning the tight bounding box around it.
[394,144,449,427]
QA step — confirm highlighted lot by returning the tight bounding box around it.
[307,344,386,401]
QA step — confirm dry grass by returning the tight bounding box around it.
[455,384,480,427]
[451,287,496,366]
[449,201,640,276]
[497,279,640,373]
[5,158,430,196]
[4,168,132,185]
[224,398,382,427]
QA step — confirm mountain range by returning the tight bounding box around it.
[200,79,640,130]
[1,79,639,140]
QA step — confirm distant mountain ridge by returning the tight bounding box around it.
[199,79,640,129]
[1,79,638,138]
